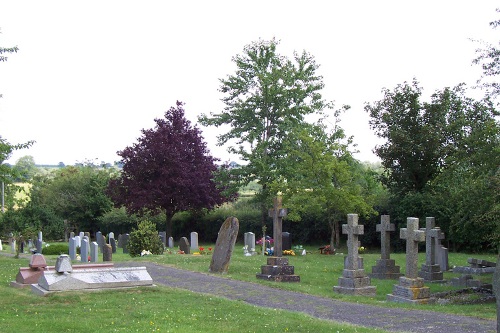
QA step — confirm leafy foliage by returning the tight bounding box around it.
[42,243,69,255]
[108,101,231,239]
[127,220,164,257]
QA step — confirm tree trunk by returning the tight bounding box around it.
[335,220,340,248]
[165,212,174,240]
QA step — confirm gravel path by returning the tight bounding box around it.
[117,261,497,333]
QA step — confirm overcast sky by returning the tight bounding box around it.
[0,1,498,166]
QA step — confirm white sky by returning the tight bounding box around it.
[0,1,498,166]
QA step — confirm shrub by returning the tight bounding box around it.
[41,243,69,255]
[127,220,164,257]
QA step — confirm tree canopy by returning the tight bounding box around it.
[108,101,231,238]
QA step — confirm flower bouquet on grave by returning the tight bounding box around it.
[283,249,296,256]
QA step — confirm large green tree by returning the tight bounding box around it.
[199,39,328,224]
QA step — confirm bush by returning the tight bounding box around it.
[127,220,164,257]
[41,243,69,255]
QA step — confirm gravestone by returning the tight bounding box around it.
[282,232,291,251]
[103,244,112,262]
[12,253,48,286]
[209,217,239,273]
[84,232,90,239]
[69,238,77,260]
[74,235,81,248]
[0,239,2,251]
[168,237,174,249]
[110,238,117,253]
[108,232,115,241]
[69,231,75,239]
[432,226,448,271]
[79,231,84,240]
[492,255,499,333]
[159,232,166,246]
[96,231,103,252]
[36,239,43,254]
[334,214,376,295]
[244,232,256,255]
[117,234,124,248]
[190,232,199,251]
[122,234,130,254]
[418,217,445,282]
[179,237,190,254]
[80,239,89,262]
[10,240,16,253]
[90,242,98,263]
[370,215,402,279]
[387,217,432,304]
[55,255,73,273]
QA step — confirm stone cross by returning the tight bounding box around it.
[342,214,364,270]
[376,215,395,260]
[422,217,444,266]
[268,196,287,257]
[400,217,426,279]
[433,227,445,264]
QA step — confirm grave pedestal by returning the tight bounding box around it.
[256,257,300,282]
[334,268,376,295]
[387,277,433,304]
[370,259,403,279]
[418,263,445,282]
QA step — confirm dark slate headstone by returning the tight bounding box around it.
[179,237,190,254]
[117,234,124,248]
[103,244,112,262]
[209,217,239,274]
[282,232,291,251]
[110,238,117,253]
[122,234,130,254]
[492,255,500,333]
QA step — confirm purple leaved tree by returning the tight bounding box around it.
[108,101,231,239]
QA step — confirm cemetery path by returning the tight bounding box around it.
[117,261,497,333]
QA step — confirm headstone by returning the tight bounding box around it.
[96,231,103,252]
[334,214,376,295]
[13,254,47,285]
[74,235,81,248]
[55,255,73,273]
[36,239,43,254]
[370,215,402,279]
[168,237,174,249]
[257,197,300,282]
[81,239,89,262]
[244,232,256,255]
[79,231,84,240]
[69,231,75,239]
[433,226,447,271]
[110,238,117,253]
[282,232,291,251]
[117,234,124,248]
[108,232,115,240]
[209,217,239,274]
[38,231,43,243]
[179,237,190,254]
[69,238,77,260]
[159,232,166,246]
[122,234,130,254]
[10,240,16,254]
[90,242,98,263]
[418,217,445,282]
[190,232,199,251]
[103,244,112,262]
[492,255,499,333]
[0,239,2,251]
[30,253,48,269]
[387,217,432,304]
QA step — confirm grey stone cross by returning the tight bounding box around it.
[422,217,443,266]
[400,217,425,279]
[342,214,364,270]
[268,196,287,257]
[376,215,395,260]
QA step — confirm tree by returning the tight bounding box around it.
[199,38,328,224]
[0,28,19,99]
[14,155,36,181]
[108,101,230,239]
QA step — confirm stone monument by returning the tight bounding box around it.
[369,215,402,279]
[209,217,239,273]
[334,214,376,295]
[418,217,445,282]
[387,217,432,304]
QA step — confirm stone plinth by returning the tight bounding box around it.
[418,264,445,282]
[386,277,433,304]
[256,257,300,282]
[370,259,403,279]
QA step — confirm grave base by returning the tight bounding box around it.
[387,277,434,304]
[369,259,403,279]
[334,269,377,296]
[418,264,445,283]
[256,256,300,282]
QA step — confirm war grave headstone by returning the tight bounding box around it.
[282,232,291,251]
[387,217,432,304]
[190,232,199,251]
[209,217,239,274]
[96,231,103,252]
[179,237,190,254]
[103,243,112,262]
[244,232,257,255]
[31,254,153,296]
[122,234,130,254]
[110,238,117,253]
[256,196,300,282]
[418,217,445,282]
[370,215,402,279]
[492,255,499,333]
[168,236,174,249]
[90,242,98,262]
[334,214,376,295]
[81,238,89,262]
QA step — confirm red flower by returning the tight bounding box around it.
[208,247,212,251]
[199,247,204,252]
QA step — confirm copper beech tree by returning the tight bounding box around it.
[108,101,232,239]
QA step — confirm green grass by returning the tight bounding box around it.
[0,244,497,332]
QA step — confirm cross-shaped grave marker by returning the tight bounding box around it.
[423,217,443,266]
[400,217,425,279]
[342,214,364,270]
[268,196,287,257]
[376,215,395,260]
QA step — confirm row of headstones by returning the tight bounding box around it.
[68,231,130,262]
[243,231,293,255]
[334,215,449,303]
[4,231,44,254]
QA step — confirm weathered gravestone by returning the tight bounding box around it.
[244,232,257,255]
[69,237,77,260]
[122,234,130,254]
[96,231,103,252]
[159,232,166,247]
[190,232,199,251]
[492,255,499,333]
[256,197,300,282]
[387,217,432,304]
[81,239,89,262]
[36,231,43,254]
[209,217,239,274]
[370,215,402,279]
[90,242,98,263]
[103,244,112,262]
[0,239,3,251]
[168,236,174,249]
[11,253,48,286]
[74,235,81,248]
[334,214,376,295]
[282,232,291,251]
[179,237,190,254]
[110,238,117,253]
[418,217,445,282]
